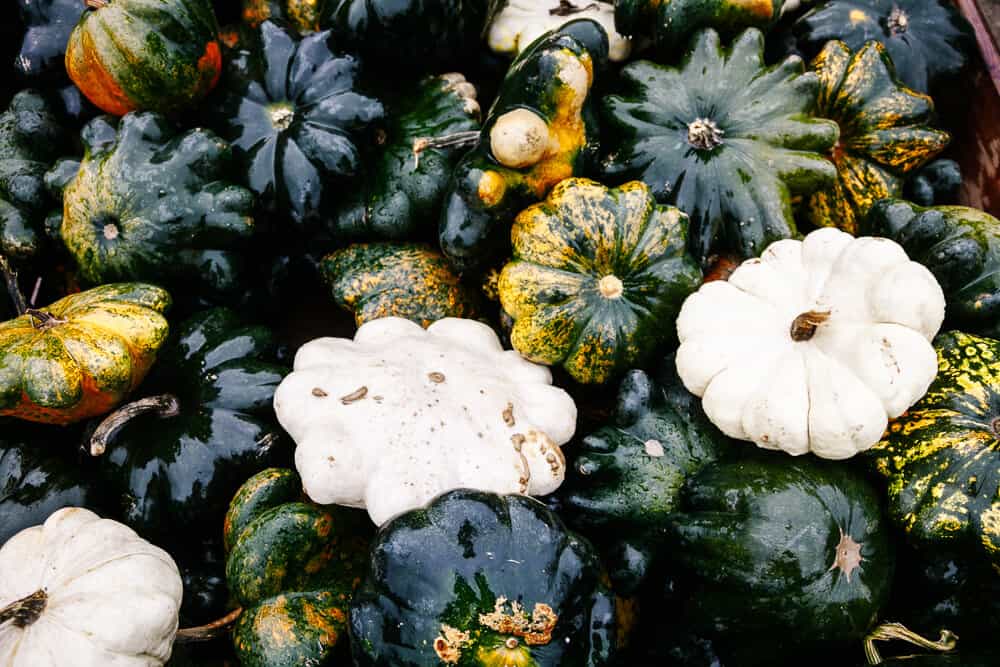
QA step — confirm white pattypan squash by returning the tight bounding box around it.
[0,508,182,667]
[487,0,631,62]
[675,228,945,460]
[274,317,578,525]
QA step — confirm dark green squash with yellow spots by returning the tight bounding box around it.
[554,364,735,594]
[861,199,1000,335]
[805,41,950,234]
[600,28,838,266]
[321,243,480,328]
[47,112,256,302]
[241,0,330,33]
[350,489,618,666]
[65,0,222,116]
[0,283,170,425]
[869,331,1000,572]
[225,468,372,667]
[498,178,701,385]
[615,0,781,53]
[791,0,974,94]
[439,20,607,272]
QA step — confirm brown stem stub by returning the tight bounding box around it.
[412,130,480,168]
[864,622,957,665]
[0,590,47,629]
[89,394,181,456]
[790,310,831,342]
[175,607,242,643]
[550,0,601,16]
[340,386,368,405]
[85,0,109,8]
[25,309,68,331]
[0,255,27,316]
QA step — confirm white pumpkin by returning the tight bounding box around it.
[0,508,182,667]
[487,0,631,62]
[273,317,578,525]
[675,227,945,460]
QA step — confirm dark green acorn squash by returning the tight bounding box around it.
[439,20,607,272]
[498,178,701,385]
[90,307,289,554]
[47,112,256,302]
[350,489,618,666]
[330,73,480,240]
[321,243,481,328]
[861,199,1000,334]
[600,28,838,266]
[65,0,223,115]
[806,41,949,234]
[0,90,70,262]
[614,0,781,52]
[792,0,974,93]
[869,331,1000,572]
[906,160,962,207]
[225,467,371,667]
[555,364,735,593]
[206,20,384,227]
[324,0,491,72]
[15,0,84,80]
[668,456,892,654]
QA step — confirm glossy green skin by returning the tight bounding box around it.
[226,469,370,667]
[439,21,607,272]
[350,490,618,666]
[321,243,480,327]
[207,20,384,227]
[0,424,104,545]
[669,457,892,648]
[555,366,734,594]
[0,90,68,261]
[325,0,491,71]
[331,74,480,240]
[868,331,1000,571]
[792,0,973,93]
[49,112,255,301]
[16,0,84,79]
[862,200,1000,332]
[601,29,838,266]
[906,160,962,207]
[100,308,288,553]
[615,0,780,51]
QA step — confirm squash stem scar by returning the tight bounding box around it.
[0,254,27,316]
[175,607,242,643]
[863,622,957,665]
[88,394,181,456]
[550,0,601,16]
[412,130,480,168]
[887,5,909,35]
[25,308,68,331]
[687,118,725,150]
[0,590,47,629]
[789,310,830,342]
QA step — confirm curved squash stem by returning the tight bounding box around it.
[175,607,243,643]
[85,0,109,9]
[88,394,181,456]
[0,590,47,629]
[0,255,26,316]
[864,622,958,665]
[412,130,480,168]
[550,1,601,16]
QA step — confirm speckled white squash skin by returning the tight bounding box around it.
[274,317,578,525]
[487,0,631,62]
[676,228,945,460]
[0,508,182,667]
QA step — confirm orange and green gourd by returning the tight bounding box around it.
[806,40,950,234]
[0,283,170,425]
[242,0,329,33]
[869,331,1000,572]
[498,178,701,385]
[65,0,223,116]
[438,20,607,272]
[321,243,480,328]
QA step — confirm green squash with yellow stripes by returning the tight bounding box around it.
[806,40,949,234]
[615,0,781,53]
[224,468,371,667]
[321,243,480,328]
[869,331,1000,571]
[498,178,701,385]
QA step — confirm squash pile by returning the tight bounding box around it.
[1,0,998,665]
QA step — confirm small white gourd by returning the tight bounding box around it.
[487,0,631,62]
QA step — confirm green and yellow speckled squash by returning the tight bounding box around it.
[0,283,170,425]
[869,331,1000,572]
[499,178,701,385]
[242,0,329,33]
[321,243,480,328]
[439,20,607,272]
[65,0,222,115]
[615,0,781,52]
[224,468,370,667]
[806,40,949,234]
